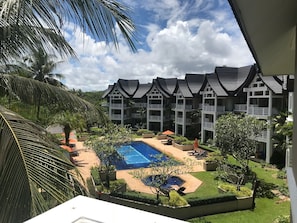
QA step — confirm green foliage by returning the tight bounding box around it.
[205,150,223,163]
[255,180,277,198]
[187,194,237,206]
[277,169,287,179]
[215,113,266,169]
[111,191,160,205]
[218,183,253,197]
[90,167,100,185]
[85,124,133,188]
[272,215,290,223]
[86,177,97,197]
[136,128,154,136]
[167,190,188,207]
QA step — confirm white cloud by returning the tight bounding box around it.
[55,1,254,92]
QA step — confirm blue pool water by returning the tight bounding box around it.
[113,141,167,170]
[142,175,185,189]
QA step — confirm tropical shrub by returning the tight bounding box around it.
[187,194,237,206]
[136,129,153,136]
[255,180,277,198]
[167,190,188,207]
[218,183,253,197]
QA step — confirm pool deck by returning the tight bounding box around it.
[74,137,205,195]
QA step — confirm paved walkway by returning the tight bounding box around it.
[73,137,205,195]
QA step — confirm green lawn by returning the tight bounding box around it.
[187,159,290,223]
[188,198,290,223]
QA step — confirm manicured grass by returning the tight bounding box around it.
[188,198,290,223]
[184,171,220,199]
[187,159,290,223]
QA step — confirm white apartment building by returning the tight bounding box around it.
[103,64,292,163]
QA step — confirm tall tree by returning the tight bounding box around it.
[215,113,266,171]
[9,48,66,119]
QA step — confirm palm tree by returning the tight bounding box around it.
[0,0,137,62]
[10,48,66,119]
[0,1,136,221]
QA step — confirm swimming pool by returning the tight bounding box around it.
[113,141,167,170]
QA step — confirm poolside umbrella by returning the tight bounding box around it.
[162,130,174,135]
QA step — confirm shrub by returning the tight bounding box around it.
[277,169,287,179]
[219,183,253,197]
[173,136,189,144]
[86,177,96,197]
[167,190,188,207]
[272,215,290,223]
[111,191,159,205]
[255,179,277,198]
[187,194,237,207]
[136,129,153,136]
[90,166,100,185]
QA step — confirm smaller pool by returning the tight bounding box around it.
[142,175,185,189]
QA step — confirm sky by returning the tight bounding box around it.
[56,0,255,92]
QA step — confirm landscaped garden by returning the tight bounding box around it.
[85,114,290,222]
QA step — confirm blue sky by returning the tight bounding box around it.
[56,0,254,91]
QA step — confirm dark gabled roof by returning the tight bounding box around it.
[260,75,283,94]
[215,65,255,94]
[177,79,193,98]
[117,79,139,97]
[153,77,178,97]
[185,73,205,94]
[102,84,115,98]
[206,73,228,96]
[133,83,152,99]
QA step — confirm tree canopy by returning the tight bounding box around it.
[215,113,266,168]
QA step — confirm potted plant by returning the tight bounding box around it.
[204,150,223,171]
[99,165,116,181]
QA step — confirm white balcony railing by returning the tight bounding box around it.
[203,105,225,113]
[134,103,147,108]
[149,115,161,121]
[248,106,269,116]
[203,122,214,130]
[110,103,123,108]
[234,104,247,112]
[110,114,122,120]
[148,104,162,109]
[175,104,193,110]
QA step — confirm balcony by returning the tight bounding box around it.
[203,105,225,113]
[134,103,147,108]
[148,115,161,121]
[176,118,193,125]
[203,121,214,130]
[255,130,269,142]
[148,104,162,109]
[110,103,123,108]
[248,106,269,116]
[110,114,122,120]
[175,104,193,110]
[234,104,247,112]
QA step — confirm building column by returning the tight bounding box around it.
[201,95,205,143]
[160,97,164,131]
[121,97,124,125]
[266,91,273,162]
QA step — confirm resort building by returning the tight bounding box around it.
[103,64,292,163]
[227,1,297,221]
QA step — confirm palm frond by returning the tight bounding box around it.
[0,74,106,124]
[0,0,137,62]
[0,106,81,222]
